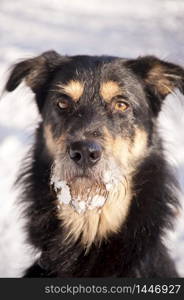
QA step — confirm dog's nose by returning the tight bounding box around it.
[69,141,102,167]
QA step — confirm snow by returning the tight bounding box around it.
[56,183,72,205]
[71,200,86,214]
[89,195,106,208]
[51,179,72,205]
[0,0,184,277]
[51,175,107,213]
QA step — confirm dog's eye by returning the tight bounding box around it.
[57,100,69,110]
[114,101,129,112]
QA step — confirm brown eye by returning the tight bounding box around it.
[57,100,69,109]
[114,101,129,112]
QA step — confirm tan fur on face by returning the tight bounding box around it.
[104,127,148,167]
[104,134,131,169]
[56,80,84,102]
[44,124,66,156]
[44,125,56,155]
[103,128,131,170]
[131,128,148,159]
[100,81,122,102]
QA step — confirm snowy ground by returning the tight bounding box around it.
[0,0,184,277]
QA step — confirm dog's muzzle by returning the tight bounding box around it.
[50,139,125,214]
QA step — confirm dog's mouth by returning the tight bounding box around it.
[50,175,109,214]
[50,157,126,214]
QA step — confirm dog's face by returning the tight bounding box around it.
[5,51,184,247]
[44,57,149,213]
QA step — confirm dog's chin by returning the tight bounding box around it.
[51,174,109,214]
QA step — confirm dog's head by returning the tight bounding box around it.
[5,51,184,246]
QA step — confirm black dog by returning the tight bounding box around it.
[5,51,184,277]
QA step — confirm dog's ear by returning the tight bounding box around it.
[125,56,184,115]
[5,50,62,111]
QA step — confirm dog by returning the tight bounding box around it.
[4,51,184,277]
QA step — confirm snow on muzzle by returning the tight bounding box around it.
[50,155,126,214]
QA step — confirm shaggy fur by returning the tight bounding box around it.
[5,51,184,277]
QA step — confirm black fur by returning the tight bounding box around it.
[5,51,184,277]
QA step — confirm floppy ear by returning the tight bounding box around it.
[125,56,184,115]
[5,50,62,111]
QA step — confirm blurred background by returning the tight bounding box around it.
[0,0,184,277]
